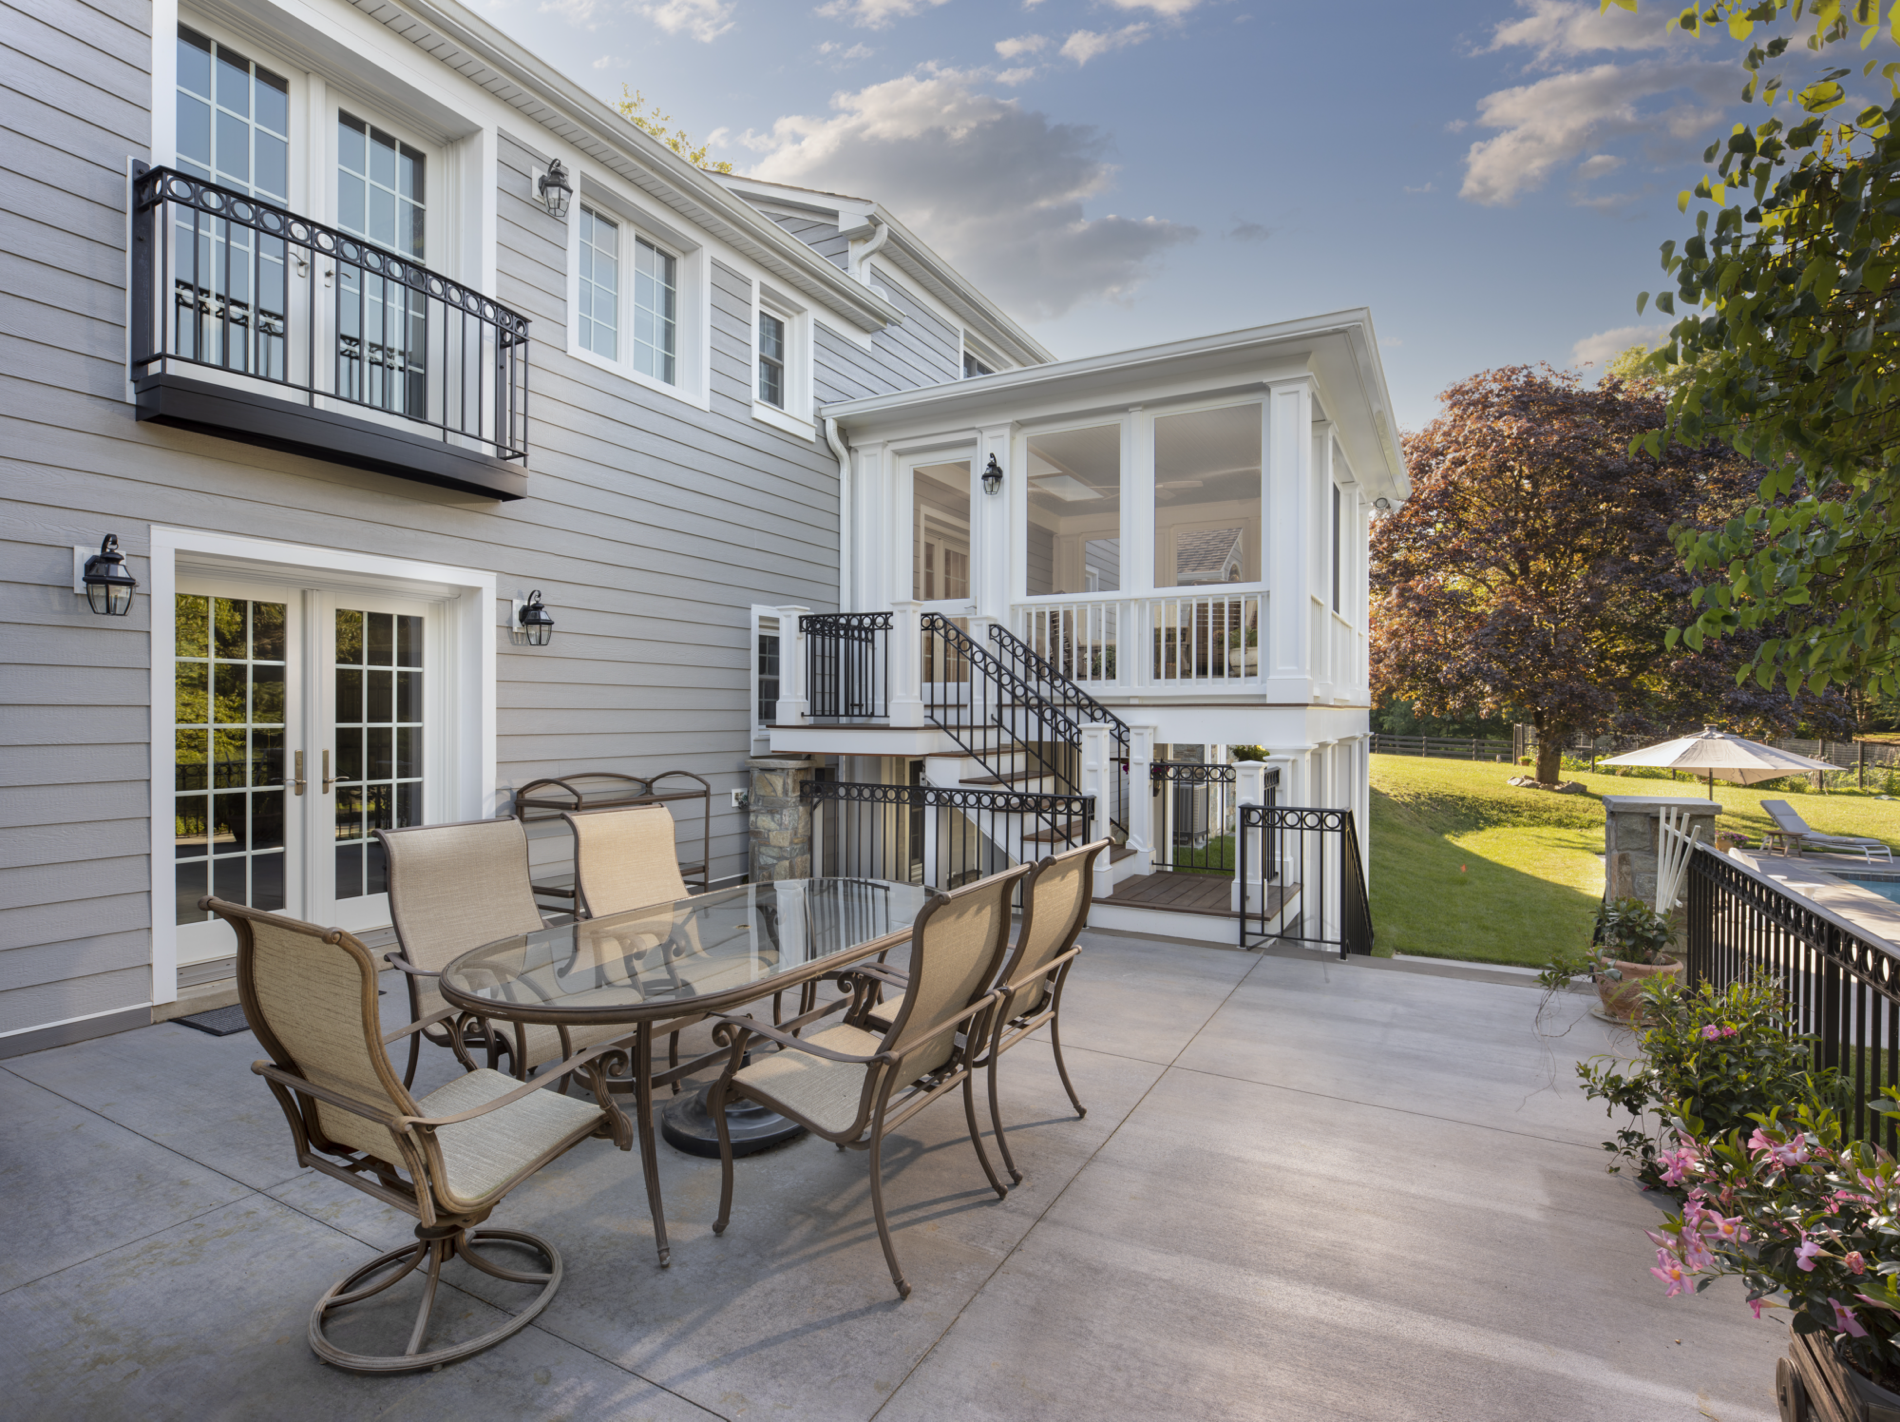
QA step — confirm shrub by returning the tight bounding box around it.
[1594,896,1675,966]
[1578,973,1839,1187]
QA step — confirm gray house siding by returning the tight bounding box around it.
[767,214,850,272]
[0,4,983,1045]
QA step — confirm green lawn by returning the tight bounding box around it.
[1367,755,1900,968]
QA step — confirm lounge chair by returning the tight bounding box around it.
[1759,800,1894,863]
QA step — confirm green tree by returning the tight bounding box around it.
[1614,0,1900,697]
[615,87,733,173]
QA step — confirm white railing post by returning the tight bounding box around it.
[887,599,925,727]
[1079,723,1114,898]
[1233,760,1268,914]
[774,604,809,724]
[1126,723,1156,873]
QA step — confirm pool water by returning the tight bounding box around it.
[1835,875,1900,905]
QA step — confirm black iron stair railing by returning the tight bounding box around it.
[988,621,1129,836]
[918,613,1080,800]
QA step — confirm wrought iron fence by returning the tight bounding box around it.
[1686,845,1900,1148]
[920,613,1080,799]
[987,621,1129,836]
[1236,806,1372,957]
[805,779,1094,895]
[1147,762,1258,875]
[801,612,891,721]
[130,164,529,461]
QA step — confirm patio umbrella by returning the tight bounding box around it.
[1595,726,1841,795]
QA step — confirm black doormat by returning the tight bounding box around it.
[174,1004,251,1037]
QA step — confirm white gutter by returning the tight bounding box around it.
[847,219,892,285]
[825,416,853,612]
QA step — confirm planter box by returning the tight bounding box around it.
[1783,1327,1900,1422]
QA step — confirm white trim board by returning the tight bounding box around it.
[146,526,498,1005]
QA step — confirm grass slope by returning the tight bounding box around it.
[1367,755,1900,968]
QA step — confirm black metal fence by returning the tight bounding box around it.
[919,613,1081,801]
[1236,806,1373,957]
[1148,762,1268,875]
[806,779,1093,894]
[1685,845,1900,1148]
[801,612,890,721]
[1370,733,1515,762]
[987,622,1129,836]
[130,165,529,462]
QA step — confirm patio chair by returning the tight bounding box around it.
[206,896,632,1374]
[1760,800,1894,863]
[379,818,637,1088]
[706,864,1030,1299]
[866,841,1107,1183]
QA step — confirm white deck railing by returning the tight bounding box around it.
[1014,589,1265,691]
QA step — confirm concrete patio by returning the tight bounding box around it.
[1,933,1784,1421]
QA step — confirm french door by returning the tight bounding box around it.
[173,578,440,964]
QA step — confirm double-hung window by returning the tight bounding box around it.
[632,236,678,384]
[758,310,786,408]
[578,206,619,361]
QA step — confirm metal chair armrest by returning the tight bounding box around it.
[382,953,440,979]
[381,1006,459,1045]
[252,1061,408,1130]
[708,1012,896,1065]
[399,1037,636,1129]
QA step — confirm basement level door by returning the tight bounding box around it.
[173,580,440,965]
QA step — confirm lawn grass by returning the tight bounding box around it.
[1367,754,1900,968]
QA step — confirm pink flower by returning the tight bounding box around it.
[1652,1254,1690,1297]
[1846,1252,1868,1276]
[1748,1129,1812,1168]
[1833,1300,1869,1338]
[1701,1024,1722,1041]
[1707,1213,1749,1245]
[1721,1025,1739,1037]
[1749,1296,1767,1319]
[1797,1239,1826,1273]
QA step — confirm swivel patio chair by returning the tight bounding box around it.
[378,818,635,1087]
[207,896,633,1374]
[866,841,1108,1183]
[705,865,1029,1299]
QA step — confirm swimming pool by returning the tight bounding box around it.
[1831,874,1900,905]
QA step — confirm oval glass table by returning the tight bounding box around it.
[438,877,930,1265]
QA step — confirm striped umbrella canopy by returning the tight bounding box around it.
[1596,726,1841,794]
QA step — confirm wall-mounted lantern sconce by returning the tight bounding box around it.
[980,455,1003,496]
[514,589,555,646]
[74,535,137,616]
[1373,497,1393,514]
[536,159,573,220]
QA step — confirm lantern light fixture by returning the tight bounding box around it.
[1373,497,1393,513]
[980,455,1003,496]
[80,535,137,616]
[515,589,555,646]
[537,159,573,220]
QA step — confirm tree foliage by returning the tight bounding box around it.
[1614,0,1900,696]
[1372,366,1844,783]
[615,87,733,173]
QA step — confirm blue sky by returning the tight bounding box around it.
[472,0,1848,429]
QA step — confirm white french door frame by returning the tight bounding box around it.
[148,526,496,1005]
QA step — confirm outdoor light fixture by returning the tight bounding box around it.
[1373,497,1393,513]
[80,535,137,616]
[981,455,1003,496]
[515,590,555,646]
[537,159,573,220]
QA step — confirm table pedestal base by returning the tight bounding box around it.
[660,1084,806,1158]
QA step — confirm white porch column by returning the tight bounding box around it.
[975,422,1014,625]
[1079,723,1115,898]
[887,599,925,727]
[774,604,810,724]
[1265,378,1314,703]
[1232,760,1270,914]
[1125,723,1156,873]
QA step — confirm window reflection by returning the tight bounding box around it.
[1025,425,1120,596]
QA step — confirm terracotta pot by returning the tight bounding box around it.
[1594,955,1684,1021]
[1779,1325,1900,1422]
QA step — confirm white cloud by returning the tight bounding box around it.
[1060,24,1151,65]
[1403,181,1433,193]
[538,0,604,27]
[1571,322,1669,367]
[1226,220,1271,242]
[995,66,1039,85]
[996,34,1048,59]
[591,53,622,68]
[815,0,949,27]
[1101,0,1202,14]
[636,0,734,41]
[1485,0,1681,67]
[747,71,1197,317]
[1458,59,1732,206]
[1574,152,1624,182]
[819,40,876,60]
[1380,337,1403,348]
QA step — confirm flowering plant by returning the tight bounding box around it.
[1578,973,1838,1186]
[1649,1100,1900,1392]
[1594,897,1676,967]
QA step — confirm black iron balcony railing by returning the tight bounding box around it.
[129,164,529,500]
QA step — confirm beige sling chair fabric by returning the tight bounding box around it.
[210,896,629,1373]
[565,804,690,918]
[704,865,1029,1299]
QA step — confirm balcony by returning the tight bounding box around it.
[129,165,529,501]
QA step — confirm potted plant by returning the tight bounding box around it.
[1593,896,1683,1021]
[1648,1101,1900,1420]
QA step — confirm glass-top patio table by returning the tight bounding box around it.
[438,877,931,1265]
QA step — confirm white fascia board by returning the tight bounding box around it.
[341,0,903,335]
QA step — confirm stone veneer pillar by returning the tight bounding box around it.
[1600,794,1720,906]
[748,756,822,882]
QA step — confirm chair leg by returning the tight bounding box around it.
[1049,1012,1086,1119]
[962,1071,1009,1199]
[632,1021,671,1266]
[987,1050,1022,1185]
[867,1123,910,1300]
[712,1074,736,1235]
[402,1028,421,1090]
[668,1028,680,1094]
